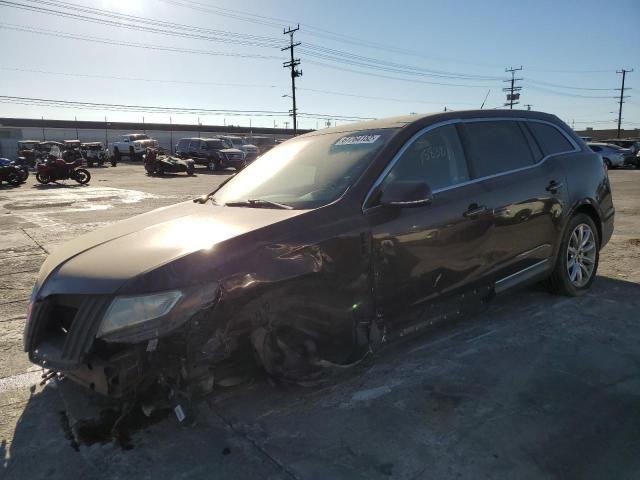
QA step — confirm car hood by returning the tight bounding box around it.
[220,148,244,155]
[35,201,306,297]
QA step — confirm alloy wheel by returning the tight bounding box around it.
[566,223,596,287]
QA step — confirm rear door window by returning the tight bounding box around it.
[382,124,469,191]
[527,122,574,155]
[177,139,189,152]
[461,120,535,178]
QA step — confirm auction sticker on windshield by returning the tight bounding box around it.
[335,134,381,146]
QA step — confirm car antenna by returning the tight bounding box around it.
[480,89,491,109]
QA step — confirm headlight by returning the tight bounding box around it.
[98,290,183,337]
[97,283,219,342]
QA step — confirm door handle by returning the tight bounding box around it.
[463,204,488,218]
[546,180,564,193]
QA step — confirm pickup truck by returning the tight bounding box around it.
[112,133,158,161]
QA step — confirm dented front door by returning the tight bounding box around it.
[367,182,493,328]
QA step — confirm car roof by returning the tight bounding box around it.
[303,109,564,137]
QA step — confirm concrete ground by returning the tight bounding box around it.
[1,164,639,480]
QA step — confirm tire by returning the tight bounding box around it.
[236,160,247,171]
[36,172,51,184]
[546,213,599,297]
[73,168,91,185]
[7,171,21,186]
[187,165,195,176]
[114,148,121,163]
[20,170,29,182]
[129,147,136,160]
[111,160,117,167]
[156,165,164,176]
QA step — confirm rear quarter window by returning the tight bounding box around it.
[527,122,574,155]
[461,120,535,178]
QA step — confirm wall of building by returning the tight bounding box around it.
[575,128,640,141]
[0,118,305,159]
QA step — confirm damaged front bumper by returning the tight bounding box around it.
[24,286,220,398]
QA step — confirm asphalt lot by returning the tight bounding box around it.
[1,164,639,480]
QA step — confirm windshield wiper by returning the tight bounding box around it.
[225,199,293,210]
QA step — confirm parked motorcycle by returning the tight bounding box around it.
[1,157,29,181]
[0,158,27,186]
[144,148,195,176]
[35,157,91,185]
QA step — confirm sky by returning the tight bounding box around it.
[0,0,638,130]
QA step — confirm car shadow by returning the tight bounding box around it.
[3,275,640,479]
[195,168,236,176]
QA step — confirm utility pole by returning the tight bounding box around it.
[282,25,302,135]
[143,116,146,134]
[616,68,633,139]
[503,66,523,109]
[41,116,45,140]
[170,116,173,153]
[74,116,79,140]
[104,116,108,148]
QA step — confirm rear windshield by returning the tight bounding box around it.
[213,129,396,209]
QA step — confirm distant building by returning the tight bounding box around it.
[574,127,640,141]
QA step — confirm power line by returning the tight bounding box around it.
[0,95,375,121]
[0,0,505,84]
[0,66,281,89]
[616,68,633,138]
[1,66,478,106]
[0,23,281,59]
[524,78,617,91]
[504,66,523,109]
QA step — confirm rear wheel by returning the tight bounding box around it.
[546,213,599,296]
[187,164,195,176]
[73,168,91,184]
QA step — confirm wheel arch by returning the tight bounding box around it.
[567,200,603,246]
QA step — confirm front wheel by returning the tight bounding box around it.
[20,170,29,182]
[187,165,195,176]
[546,213,599,296]
[7,171,22,186]
[36,172,51,184]
[73,168,91,184]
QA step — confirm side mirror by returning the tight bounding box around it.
[379,180,433,207]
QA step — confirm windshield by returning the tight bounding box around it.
[131,134,149,141]
[212,129,396,209]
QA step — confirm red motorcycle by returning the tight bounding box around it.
[36,156,91,185]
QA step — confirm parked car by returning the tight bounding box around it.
[112,134,158,162]
[23,110,614,399]
[603,138,640,155]
[0,158,28,186]
[219,136,260,161]
[81,142,115,167]
[175,137,246,171]
[587,142,636,168]
[17,140,40,167]
[244,135,276,154]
